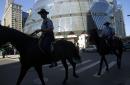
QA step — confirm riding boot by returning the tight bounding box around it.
[40,32,57,68]
[108,39,113,54]
[48,51,57,68]
[40,43,57,68]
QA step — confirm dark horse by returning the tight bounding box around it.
[0,25,81,85]
[88,28,123,75]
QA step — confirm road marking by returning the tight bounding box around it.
[43,61,63,68]
[53,62,70,69]
[60,59,92,70]
[93,61,116,77]
[76,61,100,74]
[34,77,48,84]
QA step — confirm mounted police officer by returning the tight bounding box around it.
[101,21,115,51]
[34,8,57,67]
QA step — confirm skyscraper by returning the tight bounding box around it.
[114,6,126,37]
[22,11,29,28]
[5,0,14,9]
[2,0,22,31]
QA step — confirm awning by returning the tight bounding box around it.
[55,32,64,39]
[67,31,77,38]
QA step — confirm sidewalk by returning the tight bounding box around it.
[0,54,19,61]
[0,56,19,66]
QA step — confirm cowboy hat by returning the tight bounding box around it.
[103,22,111,25]
[38,9,49,15]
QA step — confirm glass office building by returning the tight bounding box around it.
[24,0,95,35]
[23,0,113,48]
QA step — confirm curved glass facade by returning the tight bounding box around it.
[24,0,93,34]
[90,1,111,30]
[24,0,113,38]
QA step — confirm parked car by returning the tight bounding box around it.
[82,45,97,52]
[123,42,130,51]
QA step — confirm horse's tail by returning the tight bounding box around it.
[114,37,123,53]
[119,38,123,53]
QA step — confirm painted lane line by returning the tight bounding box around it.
[43,61,63,68]
[60,60,92,70]
[93,61,116,77]
[53,62,70,69]
[76,61,100,74]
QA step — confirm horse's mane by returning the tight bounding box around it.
[0,25,38,41]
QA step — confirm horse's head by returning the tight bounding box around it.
[0,25,12,47]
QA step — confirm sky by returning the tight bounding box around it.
[0,0,130,36]
[119,0,130,36]
[0,0,35,19]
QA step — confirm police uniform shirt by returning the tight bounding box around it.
[41,18,54,30]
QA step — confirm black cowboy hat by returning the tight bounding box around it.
[38,9,49,15]
[103,22,111,25]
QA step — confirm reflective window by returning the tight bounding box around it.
[24,0,111,35]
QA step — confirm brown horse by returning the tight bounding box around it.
[88,28,123,75]
[0,25,81,85]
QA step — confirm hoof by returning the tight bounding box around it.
[97,72,101,76]
[94,73,101,77]
[117,65,121,69]
[62,80,67,85]
[106,68,109,72]
[74,74,79,78]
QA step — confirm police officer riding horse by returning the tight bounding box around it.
[34,8,57,67]
[100,21,115,52]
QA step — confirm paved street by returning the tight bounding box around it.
[0,51,130,85]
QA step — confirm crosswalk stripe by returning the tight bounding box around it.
[43,61,62,68]
[76,61,100,74]
[101,61,116,74]
[93,61,116,77]
[60,60,92,70]
[53,62,70,69]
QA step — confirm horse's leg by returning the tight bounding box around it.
[98,56,104,75]
[114,50,121,69]
[61,59,68,84]
[103,56,109,71]
[34,65,45,85]
[67,58,79,78]
[118,52,122,69]
[16,65,30,85]
[115,51,122,69]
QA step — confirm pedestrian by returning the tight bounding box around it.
[34,8,57,68]
[2,49,6,58]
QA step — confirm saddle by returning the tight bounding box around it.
[104,36,117,54]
